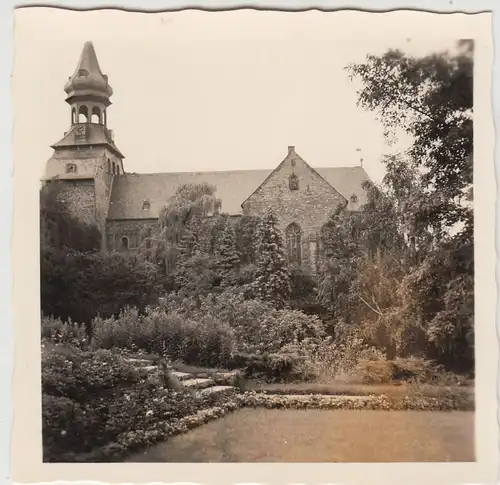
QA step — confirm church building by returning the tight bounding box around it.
[43,41,371,272]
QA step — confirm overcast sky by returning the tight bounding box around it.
[13,8,471,184]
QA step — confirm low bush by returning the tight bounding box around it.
[227,351,316,383]
[92,306,234,368]
[41,315,88,349]
[42,346,141,402]
[160,290,327,357]
[352,357,467,385]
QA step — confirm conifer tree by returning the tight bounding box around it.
[215,219,240,286]
[253,209,291,307]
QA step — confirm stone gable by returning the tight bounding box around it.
[242,147,346,234]
[241,147,348,271]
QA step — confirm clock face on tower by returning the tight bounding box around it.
[75,124,86,136]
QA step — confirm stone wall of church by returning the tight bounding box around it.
[106,218,157,252]
[94,148,124,249]
[55,179,97,226]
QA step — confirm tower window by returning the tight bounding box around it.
[65,163,77,174]
[289,173,299,191]
[286,223,302,264]
[112,162,116,174]
[107,159,111,172]
[121,236,129,250]
[78,105,88,123]
[142,200,150,211]
[91,106,101,124]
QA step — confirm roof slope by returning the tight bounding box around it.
[108,166,370,220]
[51,123,124,158]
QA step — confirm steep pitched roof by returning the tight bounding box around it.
[107,166,370,220]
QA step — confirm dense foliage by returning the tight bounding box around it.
[316,40,474,373]
[41,248,165,328]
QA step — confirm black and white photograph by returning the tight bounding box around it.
[10,6,497,483]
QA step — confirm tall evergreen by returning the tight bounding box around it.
[215,219,240,286]
[253,209,291,307]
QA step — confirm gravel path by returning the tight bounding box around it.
[125,409,474,462]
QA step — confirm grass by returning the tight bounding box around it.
[124,409,475,463]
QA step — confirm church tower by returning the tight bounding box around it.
[43,41,125,250]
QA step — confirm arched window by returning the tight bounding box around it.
[286,223,302,264]
[71,107,76,124]
[112,162,116,174]
[350,194,358,204]
[65,163,77,174]
[142,200,150,211]
[121,236,129,250]
[91,106,101,124]
[144,227,152,249]
[107,159,111,172]
[78,105,88,123]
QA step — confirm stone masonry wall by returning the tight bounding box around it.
[95,148,123,249]
[242,148,346,270]
[106,219,158,251]
[56,180,96,226]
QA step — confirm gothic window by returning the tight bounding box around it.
[286,222,302,264]
[142,200,150,211]
[144,227,152,249]
[65,163,77,174]
[121,236,129,250]
[289,174,299,191]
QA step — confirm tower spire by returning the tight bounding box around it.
[64,41,113,126]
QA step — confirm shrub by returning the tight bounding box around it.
[41,249,165,325]
[351,357,466,385]
[41,315,88,349]
[42,346,141,402]
[92,306,235,367]
[227,351,315,383]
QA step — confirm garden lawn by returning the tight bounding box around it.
[124,409,474,463]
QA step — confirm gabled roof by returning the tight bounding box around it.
[51,123,124,158]
[107,166,370,220]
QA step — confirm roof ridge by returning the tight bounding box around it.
[120,165,362,176]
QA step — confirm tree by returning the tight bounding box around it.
[346,40,473,236]
[214,218,241,287]
[253,209,291,308]
[317,206,362,324]
[345,41,474,372]
[151,183,221,273]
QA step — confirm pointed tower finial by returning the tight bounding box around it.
[64,41,113,105]
[64,41,113,127]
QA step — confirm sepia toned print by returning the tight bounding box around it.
[11,7,497,484]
